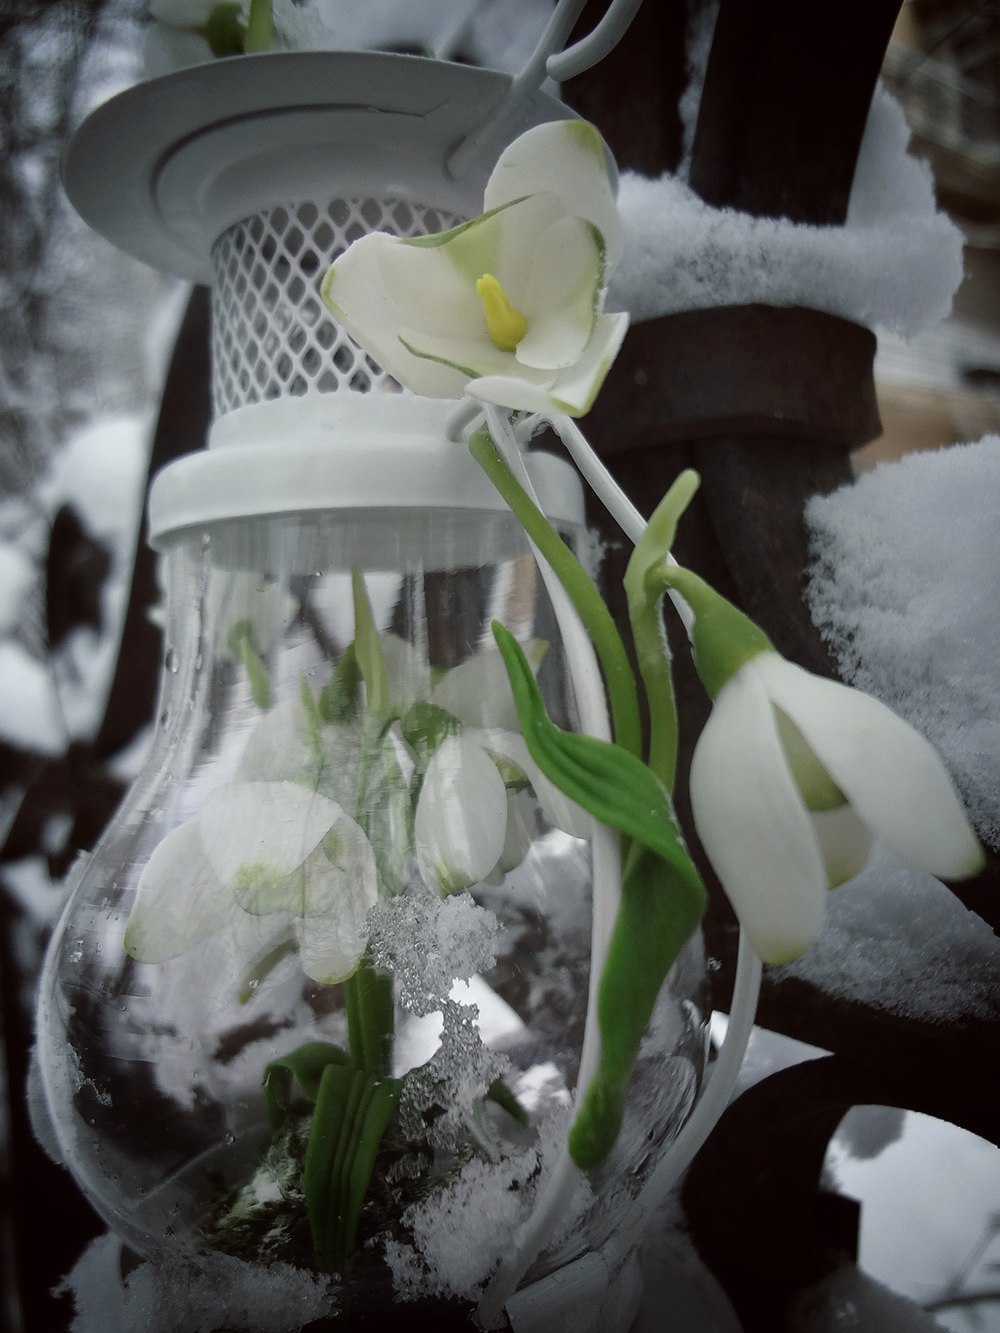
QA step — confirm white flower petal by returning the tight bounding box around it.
[756,655,985,880]
[322,233,470,398]
[495,788,538,875]
[377,229,487,339]
[294,822,378,984]
[415,734,508,894]
[690,666,827,964]
[398,326,541,383]
[199,781,342,884]
[468,311,628,417]
[515,216,601,370]
[430,641,544,731]
[484,119,622,269]
[126,820,233,962]
[811,804,873,888]
[467,727,592,840]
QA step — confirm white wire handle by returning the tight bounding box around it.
[447,0,646,179]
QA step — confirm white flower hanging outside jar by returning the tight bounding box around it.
[34,2,984,1329]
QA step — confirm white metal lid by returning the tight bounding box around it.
[62,51,570,283]
[147,395,585,546]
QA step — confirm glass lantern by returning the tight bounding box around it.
[35,41,710,1328]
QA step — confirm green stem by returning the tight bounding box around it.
[621,470,700,793]
[470,424,642,760]
[343,956,394,1076]
[244,0,274,51]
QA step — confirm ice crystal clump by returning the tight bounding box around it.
[397,998,511,1151]
[366,891,501,1016]
[385,1108,593,1301]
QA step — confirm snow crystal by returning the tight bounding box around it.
[59,1233,339,1333]
[775,845,1000,1023]
[386,1107,592,1302]
[610,88,963,339]
[805,437,1000,851]
[366,891,500,1016]
[397,997,510,1150]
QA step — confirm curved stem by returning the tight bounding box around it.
[472,413,642,759]
[475,412,620,1329]
[624,928,762,1230]
[548,414,694,636]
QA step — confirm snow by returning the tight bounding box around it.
[610,88,963,338]
[805,437,1000,852]
[0,413,152,757]
[777,844,1000,1023]
[58,1233,339,1333]
[366,888,501,1017]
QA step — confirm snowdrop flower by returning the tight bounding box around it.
[321,119,629,417]
[412,643,591,894]
[661,565,984,965]
[125,780,377,986]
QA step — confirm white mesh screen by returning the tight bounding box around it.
[210,197,461,416]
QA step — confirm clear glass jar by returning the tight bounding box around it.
[36,473,709,1320]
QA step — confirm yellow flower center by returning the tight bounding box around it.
[475,273,528,352]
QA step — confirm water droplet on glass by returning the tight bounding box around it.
[164,647,179,674]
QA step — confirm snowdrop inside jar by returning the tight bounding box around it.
[34,393,709,1312]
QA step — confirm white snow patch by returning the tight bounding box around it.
[611,88,963,339]
[58,1233,339,1333]
[805,436,1000,851]
[776,845,1000,1023]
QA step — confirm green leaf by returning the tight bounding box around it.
[351,568,390,714]
[318,643,363,725]
[202,2,247,56]
[304,1063,402,1268]
[228,618,272,711]
[493,622,706,1168]
[262,1041,352,1130]
[299,676,325,758]
[399,700,461,763]
[568,842,705,1169]
[486,1077,529,1127]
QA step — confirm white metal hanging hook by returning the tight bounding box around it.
[447,0,646,180]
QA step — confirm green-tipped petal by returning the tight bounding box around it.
[690,665,827,964]
[484,119,622,269]
[467,311,628,418]
[756,654,985,881]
